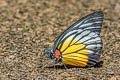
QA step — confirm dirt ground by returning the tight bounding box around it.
[0,0,120,80]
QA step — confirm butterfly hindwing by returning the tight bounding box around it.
[52,11,104,67]
[57,29,102,67]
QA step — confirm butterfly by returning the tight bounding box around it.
[44,11,104,67]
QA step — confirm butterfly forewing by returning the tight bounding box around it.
[53,11,103,52]
[52,11,104,67]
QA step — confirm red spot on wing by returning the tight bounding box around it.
[55,50,61,58]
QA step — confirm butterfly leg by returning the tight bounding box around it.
[53,58,56,70]
[63,63,68,69]
[53,59,60,75]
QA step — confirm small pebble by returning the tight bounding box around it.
[106,71,114,75]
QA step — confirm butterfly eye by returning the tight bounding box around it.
[50,53,54,59]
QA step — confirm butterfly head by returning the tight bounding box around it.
[44,48,62,62]
[44,48,54,59]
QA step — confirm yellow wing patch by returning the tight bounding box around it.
[63,53,88,61]
[77,49,89,54]
[57,43,61,49]
[62,57,87,67]
[63,44,85,54]
[57,35,89,67]
[62,52,89,66]
[59,36,73,51]
[57,35,86,54]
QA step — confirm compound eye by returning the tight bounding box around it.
[50,53,54,59]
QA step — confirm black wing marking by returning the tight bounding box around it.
[69,11,104,34]
[53,11,104,52]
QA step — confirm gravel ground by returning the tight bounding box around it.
[0,0,120,80]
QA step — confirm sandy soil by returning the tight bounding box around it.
[0,0,120,80]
